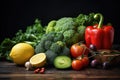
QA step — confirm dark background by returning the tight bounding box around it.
[0,0,120,44]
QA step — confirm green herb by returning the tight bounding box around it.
[0,19,45,61]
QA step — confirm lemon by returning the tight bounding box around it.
[30,53,46,68]
[9,43,34,65]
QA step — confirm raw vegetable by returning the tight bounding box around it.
[35,33,69,55]
[81,56,89,67]
[45,50,57,65]
[35,32,64,54]
[0,19,45,61]
[70,42,89,58]
[46,20,56,34]
[45,13,96,47]
[72,59,83,70]
[72,56,89,70]
[0,13,98,61]
[25,61,33,70]
[85,13,114,49]
[54,56,72,69]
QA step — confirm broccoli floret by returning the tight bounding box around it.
[44,40,53,50]
[43,32,64,42]
[54,17,76,33]
[42,33,55,41]
[60,46,70,57]
[50,42,62,54]
[54,32,64,42]
[56,41,65,47]
[35,32,65,54]
[46,20,56,33]
[35,42,45,53]
[45,50,58,65]
[63,30,80,47]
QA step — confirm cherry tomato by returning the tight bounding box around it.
[70,43,89,58]
[81,57,89,67]
[72,60,83,70]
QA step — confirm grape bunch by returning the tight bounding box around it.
[89,44,111,69]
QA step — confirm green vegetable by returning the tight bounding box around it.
[60,46,70,56]
[54,17,76,33]
[74,13,96,26]
[45,13,97,47]
[44,41,53,50]
[46,20,56,34]
[63,30,80,46]
[77,25,86,41]
[45,50,58,65]
[35,32,67,53]
[54,56,72,69]
[0,13,98,61]
[50,41,65,54]
[0,19,45,61]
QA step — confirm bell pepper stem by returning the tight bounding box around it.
[94,13,104,28]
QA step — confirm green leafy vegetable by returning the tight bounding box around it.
[0,19,45,61]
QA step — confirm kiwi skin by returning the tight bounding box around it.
[54,56,72,69]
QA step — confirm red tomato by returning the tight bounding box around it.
[70,43,89,58]
[72,60,83,70]
[81,57,89,67]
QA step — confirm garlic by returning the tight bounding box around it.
[25,61,32,70]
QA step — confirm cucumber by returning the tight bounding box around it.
[54,56,72,69]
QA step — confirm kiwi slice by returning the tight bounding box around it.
[54,56,72,69]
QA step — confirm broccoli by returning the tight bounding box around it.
[45,13,98,47]
[46,20,56,33]
[44,40,53,50]
[45,17,83,47]
[35,42,45,54]
[45,50,58,65]
[63,30,80,46]
[60,46,70,57]
[53,32,64,42]
[50,42,62,54]
[56,41,65,47]
[54,17,76,33]
[35,32,66,54]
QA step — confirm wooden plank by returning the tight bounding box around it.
[0,73,120,78]
[0,61,120,79]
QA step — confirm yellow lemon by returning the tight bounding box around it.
[30,53,46,68]
[9,43,34,65]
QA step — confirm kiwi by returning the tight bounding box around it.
[54,56,72,69]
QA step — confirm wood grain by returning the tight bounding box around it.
[0,61,120,80]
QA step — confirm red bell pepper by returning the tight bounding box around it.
[85,13,114,50]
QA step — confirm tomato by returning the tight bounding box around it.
[72,60,83,70]
[81,57,89,67]
[70,43,89,58]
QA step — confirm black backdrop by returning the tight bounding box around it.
[0,0,120,44]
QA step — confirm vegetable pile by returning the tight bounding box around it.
[0,13,97,61]
[0,12,119,71]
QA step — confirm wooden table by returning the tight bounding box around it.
[0,61,120,80]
